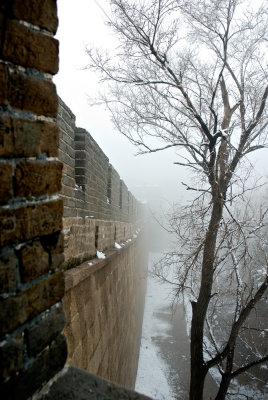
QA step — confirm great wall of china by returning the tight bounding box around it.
[0,1,151,399]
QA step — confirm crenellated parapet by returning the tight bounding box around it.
[57,98,145,270]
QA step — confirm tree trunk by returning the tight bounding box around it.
[214,348,234,400]
[189,198,223,400]
[189,346,208,400]
[214,374,232,400]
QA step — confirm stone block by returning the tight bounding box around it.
[0,200,63,247]
[63,207,77,218]
[74,189,85,201]
[62,175,74,188]
[2,19,59,74]
[32,366,153,400]
[0,65,58,117]
[0,63,8,106]
[8,0,58,34]
[26,303,66,357]
[0,116,59,158]
[50,253,64,270]
[74,141,85,151]
[18,240,49,283]
[75,158,86,168]
[0,334,67,400]
[39,121,59,157]
[60,184,75,199]
[0,162,13,203]
[0,250,17,294]
[75,167,86,177]
[75,150,86,160]
[0,295,22,337]
[0,271,64,336]
[0,333,24,383]
[15,160,62,198]
[59,151,75,169]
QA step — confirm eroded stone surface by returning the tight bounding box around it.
[36,366,153,400]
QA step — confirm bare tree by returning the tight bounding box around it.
[154,193,268,399]
[86,1,268,398]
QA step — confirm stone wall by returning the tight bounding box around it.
[58,98,148,389]
[0,1,67,399]
[63,234,147,389]
[58,98,144,270]
[0,1,149,398]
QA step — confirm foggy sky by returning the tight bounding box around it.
[54,0,267,208]
[54,0,192,208]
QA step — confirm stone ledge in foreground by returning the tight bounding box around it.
[34,366,153,400]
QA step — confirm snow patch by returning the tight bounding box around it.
[114,242,122,249]
[135,253,176,400]
[96,251,106,259]
[74,184,83,191]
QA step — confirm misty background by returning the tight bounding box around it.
[54,2,268,399]
[54,0,267,249]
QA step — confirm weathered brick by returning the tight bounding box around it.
[0,271,64,336]
[26,303,65,356]
[40,121,59,157]
[75,158,86,168]
[63,207,77,218]
[0,64,58,117]
[0,295,22,337]
[18,240,49,283]
[2,19,59,74]
[15,160,62,198]
[10,0,58,34]
[0,250,17,294]
[50,253,64,269]
[0,63,8,106]
[0,334,67,400]
[0,333,24,383]
[0,162,13,203]
[0,115,59,158]
[75,150,86,160]
[62,175,74,188]
[0,200,63,247]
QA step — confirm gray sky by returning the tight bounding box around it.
[54,0,267,206]
[54,0,188,206]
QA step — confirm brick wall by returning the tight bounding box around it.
[0,1,67,399]
[58,98,145,270]
[63,234,147,389]
[0,1,148,398]
[58,98,148,389]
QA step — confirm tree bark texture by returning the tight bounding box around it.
[190,198,223,400]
